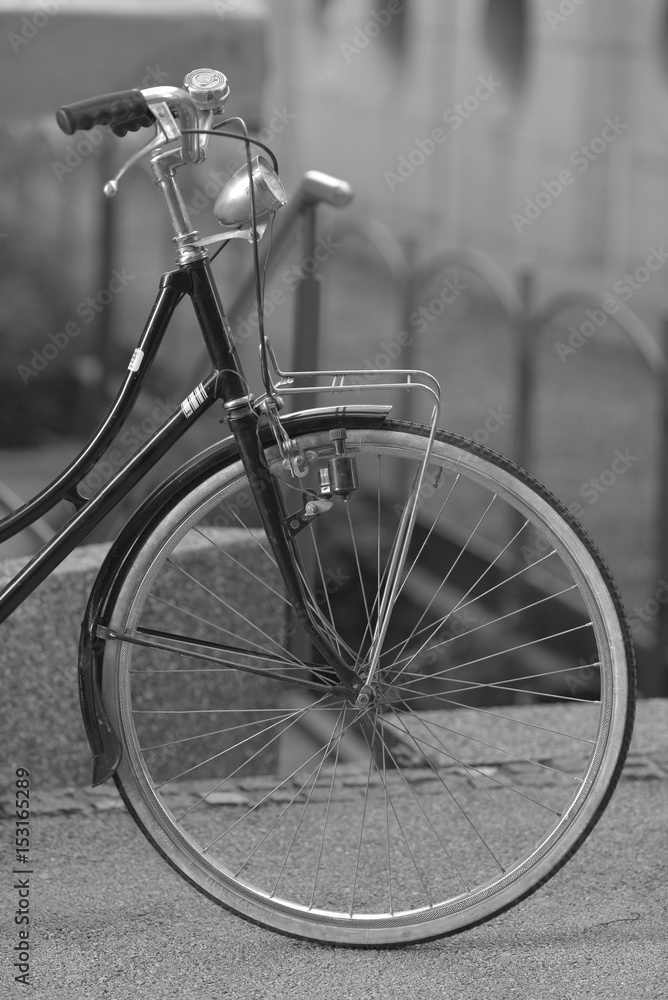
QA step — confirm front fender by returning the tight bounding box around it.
[78,404,392,785]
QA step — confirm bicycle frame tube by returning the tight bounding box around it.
[0,259,246,624]
[0,372,219,623]
[0,270,187,541]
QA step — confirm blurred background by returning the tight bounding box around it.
[0,0,667,696]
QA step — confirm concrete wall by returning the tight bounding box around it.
[0,532,285,791]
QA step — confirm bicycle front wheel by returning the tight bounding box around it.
[99,416,634,946]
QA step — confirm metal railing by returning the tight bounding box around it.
[307,219,667,697]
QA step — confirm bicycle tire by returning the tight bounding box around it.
[98,416,635,946]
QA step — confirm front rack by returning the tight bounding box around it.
[263,337,441,414]
[261,343,443,687]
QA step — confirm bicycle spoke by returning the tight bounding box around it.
[357,713,437,910]
[140,711,295,752]
[163,700,324,790]
[144,592,303,666]
[192,525,290,605]
[383,547,562,665]
[379,705,537,855]
[309,727,345,910]
[380,710,565,819]
[165,557,300,663]
[378,709,582,782]
[200,708,365,856]
[110,626,336,693]
[345,503,374,659]
[268,709,350,899]
[223,505,279,568]
[395,483,489,661]
[400,622,594,684]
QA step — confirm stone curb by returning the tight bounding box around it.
[1,745,666,822]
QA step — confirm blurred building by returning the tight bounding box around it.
[268,0,668,326]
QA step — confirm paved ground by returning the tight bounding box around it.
[1,700,667,1000]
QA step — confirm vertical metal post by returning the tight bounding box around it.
[504,268,535,591]
[654,318,668,696]
[90,148,117,419]
[397,237,417,425]
[289,205,323,410]
[514,269,534,474]
[287,204,321,665]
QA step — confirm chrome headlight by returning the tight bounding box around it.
[214,155,287,230]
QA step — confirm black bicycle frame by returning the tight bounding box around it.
[0,260,236,621]
[0,256,361,690]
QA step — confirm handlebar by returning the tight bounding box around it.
[55,88,154,137]
[140,86,202,163]
[56,70,230,165]
[53,67,308,261]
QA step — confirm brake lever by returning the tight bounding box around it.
[103,105,216,199]
[103,100,185,197]
[103,128,167,197]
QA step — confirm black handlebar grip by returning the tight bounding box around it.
[56,89,154,138]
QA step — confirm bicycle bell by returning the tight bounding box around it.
[183,68,230,111]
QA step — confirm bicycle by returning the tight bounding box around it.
[0,68,635,947]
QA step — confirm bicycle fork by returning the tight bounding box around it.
[224,403,364,695]
[226,401,435,709]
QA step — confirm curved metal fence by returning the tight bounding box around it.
[317,222,667,696]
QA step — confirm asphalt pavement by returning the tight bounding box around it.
[2,700,667,1000]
